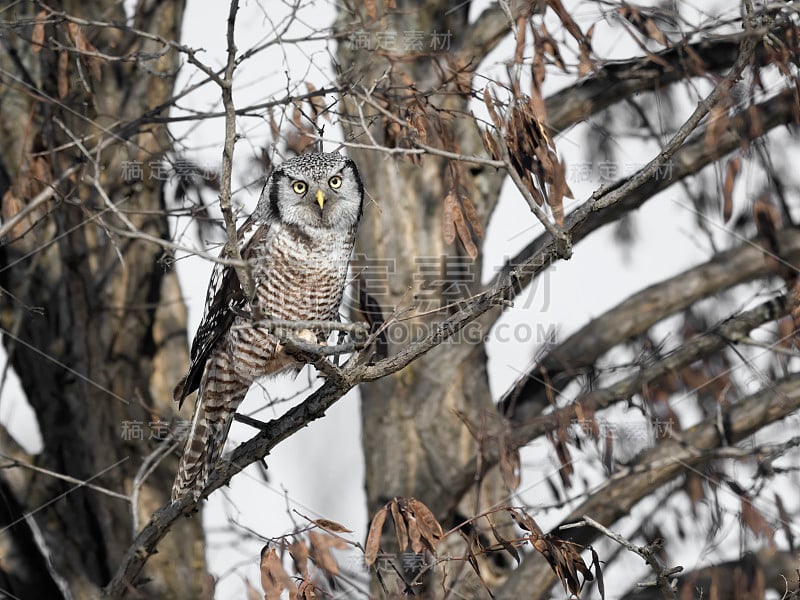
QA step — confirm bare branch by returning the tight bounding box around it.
[593,29,758,211]
[573,515,681,598]
[545,19,793,134]
[498,371,800,598]
[500,227,800,424]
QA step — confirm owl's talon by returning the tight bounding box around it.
[297,328,318,344]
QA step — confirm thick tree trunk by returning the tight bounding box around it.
[336,1,514,594]
[0,1,205,597]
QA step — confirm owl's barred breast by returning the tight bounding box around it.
[228,221,355,380]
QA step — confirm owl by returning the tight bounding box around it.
[171,152,364,502]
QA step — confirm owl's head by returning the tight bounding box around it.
[260,152,363,233]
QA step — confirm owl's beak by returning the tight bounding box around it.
[316,189,325,210]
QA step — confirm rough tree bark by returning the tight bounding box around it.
[335,1,520,592]
[0,1,205,598]
[2,1,799,598]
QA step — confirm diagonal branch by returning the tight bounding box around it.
[619,548,800,599]
[545,19,793,134]
[487,86,799,324]
[497,371,800,598]
[445,295,788,518]
[500,227,800,425]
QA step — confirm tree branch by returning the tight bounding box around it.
[486,86,799,322]
[545,19,793,134]
[443,295,788,519]
[619,548,800,599]
[570,515,681,597]
[500,227,800,425]
[497,371,800,598]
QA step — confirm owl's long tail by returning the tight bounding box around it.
[171,355,249,503]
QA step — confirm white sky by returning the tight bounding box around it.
[2,1,798,598]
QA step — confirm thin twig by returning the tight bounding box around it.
[131,437,180,536]
[217,0,260,321]
[0,453,129,502]
[577,515,682,598]
[592,29,758,210]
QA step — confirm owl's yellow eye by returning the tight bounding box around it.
[328,175,343,189]
[292,180,307,194]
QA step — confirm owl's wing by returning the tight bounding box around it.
[173,216,270,406]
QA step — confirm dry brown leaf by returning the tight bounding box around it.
[267,107,281,140]
[286,104,315,154]
[481,129,501,161]
[547,0,584,43]
[775,492,795,551]
[364,505,387,567]
[260,547,292,600]
[548,431,574,488]
[791,278,800,345]
[67,22,102,80]
[308,531,345,577]
[687,473,705,507]
[529,34,546,113]
[406,514,423,554]
[722,156,741,223]
[508,507,544,538]
[364,0,376,19]
[66,22,80,44]
[406,104,427,146]
[602,429,613,474]
[705,104,730,154]
[590,546,605,599]
[483,88,503,130]
[488,516,520,565]
[442,190,457,245]
[312,519,352,534]
[741,498,775,546]
[684,41,707,76]
[390,498,408,553]
[245,579,262,600]
[540,22,566,71]
[86,55,102,81]
[385,120,402,149]
[58,50,69,99]
[514,15,527,65]
[745,103,764,147]
[453,204,478,259]
[753,193,782,259]
[532,534,593,597]
[289,540,309,577]
[408,498,443,553]
[1,190,29,241]
[644,17,668,46]
[777,315,797,348]
[460,195,483,238]
[304,82,328,123]
[547,156,568,226]
[500,443,521,490]
[32,10,47,53]
[574,397,599,440]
